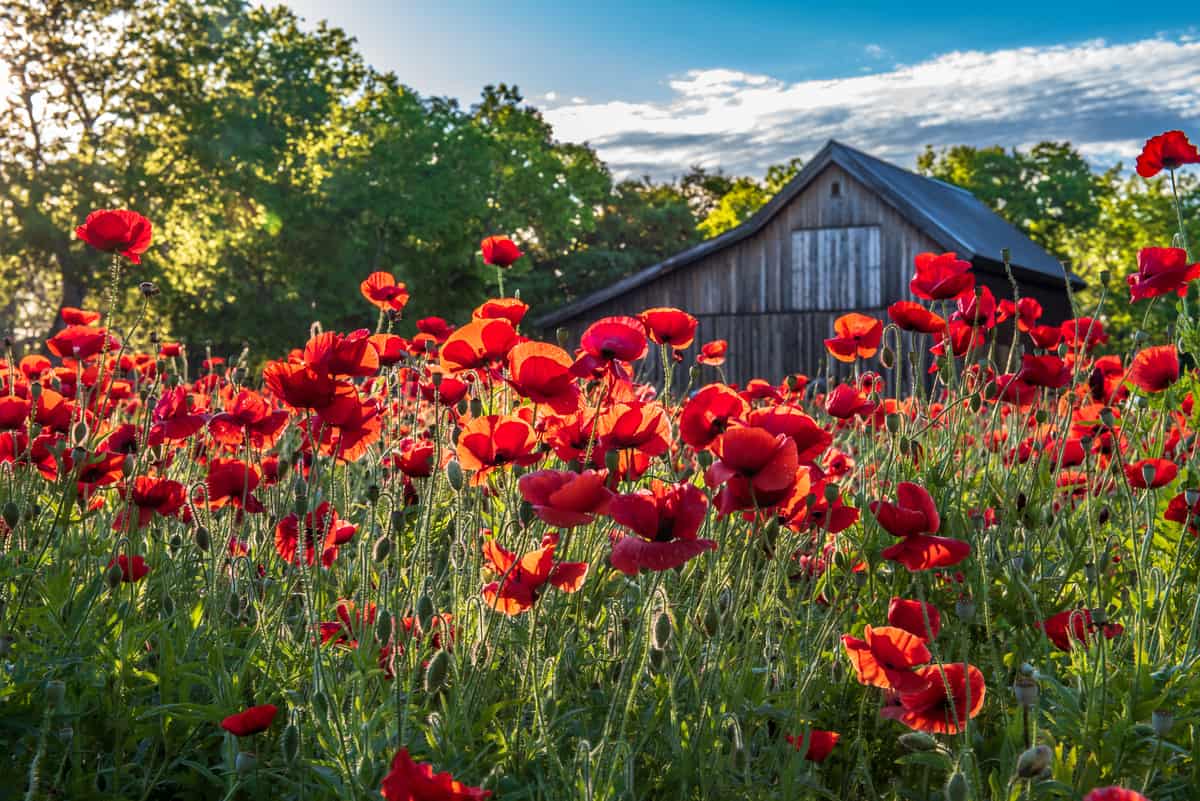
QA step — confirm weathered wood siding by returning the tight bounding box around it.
[549,163,1075,388]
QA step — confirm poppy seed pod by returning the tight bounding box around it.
[139,281,159,297]
[556,327,570,348]
[955,595,976,622]
[1152,708,1174,737]
[1015,744,1053,778]
[425,650,450,694]
[45,680,66,712]
[699,604,720,639]
[29,381,41,401]
[1013,676,1039,708]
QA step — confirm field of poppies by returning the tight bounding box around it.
[3,131,1200,801]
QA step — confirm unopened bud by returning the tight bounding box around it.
[194,525,211,552]
[556,327,570,348]
[446,460,464,491]
[699,604,720,638]
[898,731,937,752]
[235,752,257,775]
[2,501,19,529]
[105,562,124,589]
[415,595,435,633]
[1016,745,1053,779]
[652,611,672,650]
[372,535,391,562]
[424,649,450,693]
[945,772,968,801]
[280,722,300,764]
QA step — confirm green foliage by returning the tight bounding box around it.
[697,158,803,239]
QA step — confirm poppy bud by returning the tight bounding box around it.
[72,420,89,445]
[518,501,536,527]
[1097,507,1111,526]
[648,646,666,671]
[311,689,330,720]
[366,483,380,503]
[227,592,242,618]
[446,460,464,491]
[690,365,701,385]
[945,772,968,801]
[604,449,621,474]
[1090,607,1108,626]
[123,454,136,476]
[45,680,66,712]
[139,281,159,297]
[652,611,672,650]
[879,345,895,369]
[468,398,483,418]
[1013,676,1039,708]
[2,502,18,529]
[29,381,41,401]
[372,535,391,562]
[697,450,713,469]
[235,752,257,776]
[373,610,392,644]
[1152,708,1173,737]
[415,594,435,632]
[424,649,450,694]
[1015,744,1053,778]
[471,641,490,667]
[194,525,210,552]
[898,732,937,752]
[885,413,902,433]
[280,722,300,764]
[105,561,124,589]
[1133,329,1149,343]
[556,327,571,347]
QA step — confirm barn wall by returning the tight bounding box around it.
[547,163,1073,387]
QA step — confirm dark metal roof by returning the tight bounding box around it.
[535,139,1084,328]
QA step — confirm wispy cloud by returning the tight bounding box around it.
[864,43,886,59]
[543,37,1200,180]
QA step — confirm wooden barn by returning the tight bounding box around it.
[534,139,1085,386]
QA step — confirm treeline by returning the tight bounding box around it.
[1,0,1195,356]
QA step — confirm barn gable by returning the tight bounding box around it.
[533,140,1084,385]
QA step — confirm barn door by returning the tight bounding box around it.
[790,225,882,310]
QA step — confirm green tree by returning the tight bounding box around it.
[697,157,802,238]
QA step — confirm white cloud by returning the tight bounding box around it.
[543,37,1200,180]
[544,91,558,101]
[864,43,886,59]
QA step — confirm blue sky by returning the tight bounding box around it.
[280,1,1200,179]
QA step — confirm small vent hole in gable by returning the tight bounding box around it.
[830,180,841,198]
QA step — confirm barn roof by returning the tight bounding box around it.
[535,139,1085,328]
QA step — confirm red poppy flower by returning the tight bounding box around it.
[994,374,1037,407]
[481,534,587,616]
[208,389,290,449]
[1082,787,1148,801]
[480,235,523,268]
[1164,491,1200,534]
[106,554,150,583]
[369,334,409,367]
[159,342,182,358]
[146,387,207,446]
[518,469,613,527]
[747,404,832,465]
[640,307,698,350]
[887,301,946,334]
[870,482,939,538]
[474,297,530,327]
[392,437,436,478]
[608,481,716,574]
[220,704,278,737]
[824,313,883,362]
[571,316,648,378]
[309,396,383,463]
[1037,608,1124,651]
[1135,130,1200,178]
[705,426,801,513]
[785,729,839,762]
[910,252,974,300]
[887,597,941,641]
[953,285,996,328]
[440,318,519,373]
[203,457,264,512]
[697,339,728,366]
[455,414,540,484]
[46,325,118,360]
[930,319,985,360]
[1027,324,1062,350]
[1125,458,1178,489]
[74,450,126,497]
[380,747,492,800]
[1127,344,1179,393]
[0,395,31,431]
[881,662,985,735]
[1017,354,1071,389]
[596,401,670,458]
[1060,318,1108,352]
[274,501,357,567]
[1127,247,1200,302]
[75,209,153,263]
[506,341,581,414]
[360,271,410,312]
[842,625,932,692]
[115,476,186,530]
[882,533,971,572]
[61,306,101,326]
[824,384,874,420]
[679,384,748,449]
[417,317,455,341]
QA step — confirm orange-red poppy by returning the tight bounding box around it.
[824,313,883,362]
